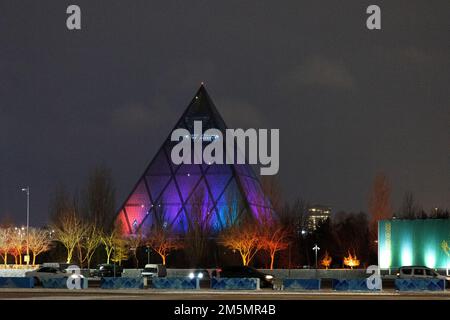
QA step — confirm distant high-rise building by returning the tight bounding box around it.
[306,205,331,231]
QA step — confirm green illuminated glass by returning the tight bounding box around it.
[378,219,450,268]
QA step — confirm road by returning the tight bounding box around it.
[0,288,448,300]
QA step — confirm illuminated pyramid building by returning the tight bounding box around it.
[115,85,273,235]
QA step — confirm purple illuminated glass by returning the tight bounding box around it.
[115,85,273,235]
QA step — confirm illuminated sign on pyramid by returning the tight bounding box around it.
[115,85,273,235]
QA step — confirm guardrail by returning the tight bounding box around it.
[395,279,445,291]
[282,279,321,290]
[41,277,88,289]
[332,278,381,291]
[211,278,260,290]
[100,277,143,289]
[0,277,34,288]
[151,277,199,289]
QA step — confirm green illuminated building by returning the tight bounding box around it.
[378,219,450,269]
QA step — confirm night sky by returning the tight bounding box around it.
[0,1,449,227]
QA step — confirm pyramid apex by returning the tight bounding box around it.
[198,82,207,92]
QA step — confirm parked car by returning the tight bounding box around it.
[141,264,167,278]
[397,266,450,281]
[93,264,123,277]
[188,269,210,280]
[25,266,66,286]
[217,266,274,288]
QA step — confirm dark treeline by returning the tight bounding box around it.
[29,170,449,269]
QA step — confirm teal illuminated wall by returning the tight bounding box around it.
[378,219,450,269]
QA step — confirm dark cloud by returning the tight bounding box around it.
[0,0,448,226]
[285,56,356,90]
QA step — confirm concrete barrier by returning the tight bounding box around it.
[395,279,445,291]
[122,268,370,280]
[100,277,143,289]
[211,278,260,290]
[0,277,34,288]
[151,277,199,289]
[259,269,368,279]
[0,269,36,277]
[332,278,380,291]
[123,269,143,277]
[41,277,88,289]
[282,279,321,290]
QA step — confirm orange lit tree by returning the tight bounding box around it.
[220,223,263,266]
[259,213,289,270]
[145,204,182,266]
[0,228,12,265]
[368,173,392,241]
[343,251,360,269]
[10,230,25,265]
[146,227,181,266]
[27,228,52,265]
[261,227,289,270]
[321,251,332,269]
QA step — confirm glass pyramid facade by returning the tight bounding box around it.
[115,86,273,235]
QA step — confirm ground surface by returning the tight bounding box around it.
[0,288,448,300]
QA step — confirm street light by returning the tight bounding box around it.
[20,186,30,265]
[312,244,320,269]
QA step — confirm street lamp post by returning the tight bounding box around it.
[21,186,30,265]
[312,244,320,269]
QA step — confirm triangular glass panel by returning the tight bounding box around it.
[159,179,182,205]
[175,174,203,203]
[125,180,151,207]
[146,149,172,176]
[176,163,202,175]
[205,173,231,202]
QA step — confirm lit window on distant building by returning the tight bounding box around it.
[306,205,331,231]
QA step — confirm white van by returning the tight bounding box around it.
[141,264,167,278]
[397,266,449,281]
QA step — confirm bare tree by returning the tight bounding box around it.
[9,230,25,265]
[146,227,181,266]
[333,212,370,266]
[220,223,263,266]
[183,186,213,267]
[49,184,73,226]
[127,232,143,267]
[278,198,309,236]
[0,228,12,265]
[53,210,87,263]
[260,175,283,214]
[398,192,421,219]
[260,224,289,270]
[219,188,244,230]
[368,172,392,241]
[27,228,52,265]
[111,237,129,266]
[82,165,116,232]
[78,225,102,269]
[101,220,124,264]
[144,204,181,266]
[101,231,115,265]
